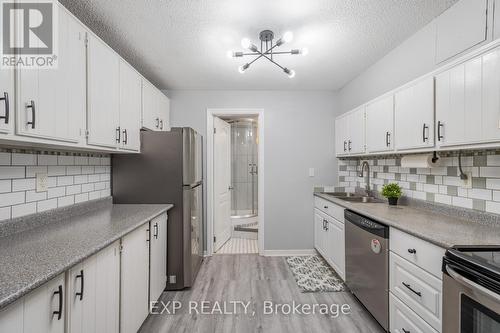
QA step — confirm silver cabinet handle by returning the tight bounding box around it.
[26,100,35,129]
[122,128,128,145]
[437,121,444,141]
[343,141,347,152]
[402,282,421,297]
[422,123,429,142]
[386,132,391,147]
[159,119,163,130]
[155,117,159,128]
[348,140,352,151]
[116,126,121,143]
[0,92,9,124]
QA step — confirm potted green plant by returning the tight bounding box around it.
[381,183,402,206]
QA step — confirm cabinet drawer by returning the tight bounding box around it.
[314,196,344,222]
[390,293,439,333]
[390,252,442,332]
[390,227,445,278]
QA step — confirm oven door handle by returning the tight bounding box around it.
[446,264,500,303]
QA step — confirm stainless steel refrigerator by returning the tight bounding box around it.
[112,128,203,290]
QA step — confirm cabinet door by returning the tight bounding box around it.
[17,5,85,143]
[24,274,65,333]
[348,107,365,154]
[0,299,23,333]
[482,48,500,141]
[435,57,482,147]
[314,210,325,255]
[121,224,150,333]
[119,60,142,151]
[141,80,159,131]
[95,242,120,333]
[67,258,96,333]
[366,95,394,153]
[435,0,488,63]
[335,116,348,156]
[395,77,435,150]
[0,67,14,134]
[327,219,345,280]
[158,93,170,131]
[150,213,168,302]
[87,34,120,148]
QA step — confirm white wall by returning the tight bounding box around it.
[338,21,438,112]
[167,90,339,251]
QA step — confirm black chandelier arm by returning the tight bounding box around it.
[260,53,286,71]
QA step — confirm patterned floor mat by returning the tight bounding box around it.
[286,255,347,292]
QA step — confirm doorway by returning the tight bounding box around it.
[207,109,264,256]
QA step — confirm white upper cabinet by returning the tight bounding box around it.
[0,67,14,134]
[142,80,170,131]
[435,0,488,63]
[394,77,435,151]
[366,95,394,153]
[335,107,365,156]
[16,4,86,143]
[436,46,500,146]
[87,34,120,149]
[119,60,142,152]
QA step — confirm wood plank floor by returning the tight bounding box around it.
[139,255,384,333]
[216,237,258,254]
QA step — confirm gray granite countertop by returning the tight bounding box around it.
[315,193,500,248]
[0,199,173,310]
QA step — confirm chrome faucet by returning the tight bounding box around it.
[359,161,371,193]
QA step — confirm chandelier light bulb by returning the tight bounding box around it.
[238,63,250,74]
[301,47,309,56]
[226,50,233,58]
[283,67,295,78]
[241,38,251,49]
[283,31,294,43]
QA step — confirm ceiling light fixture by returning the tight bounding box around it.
[228,30,307,78]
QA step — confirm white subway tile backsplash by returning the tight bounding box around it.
[57,155,74,166]
[435,194,452,205]
[486,201,500,214]
[66,185,81,195]
[81,166,94,174]
[48,166,66,176]
[452,197,473,209]
[94,166,106,174]
[480,167,500,178]
[487,155,500,166]
[468,189,492,201]
[94,182,106,191]
[0,207,11,220]
[37,199,58,212]
[88,174,100,182]
[74,192,89,203]
[26,190,47,203]
[47,187,65,199]
[57,176,74,187]
[486,179,500,190]
[423,184,439,193]
[0,192,25,207]
[89,157,101,165]
[89,191,101,200]
[81,183,94,193]
[74,175,88,184]
[0,167,25,179]
[26,166,48,178]
[11,203,36,218]
[0,152,11,165]
[12,178,36,192]
[12,153,36,166]
[101,157,111,166]
[493,191,500,202]
[74,156,89,165]
[58,195,74,207]
[66,166,81,175]
[37,155,58,165]
[0,180,11,193]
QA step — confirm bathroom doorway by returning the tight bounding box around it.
[207,109,264,256]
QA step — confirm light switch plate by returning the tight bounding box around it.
[309,168,315,177]
[36,173,48,192]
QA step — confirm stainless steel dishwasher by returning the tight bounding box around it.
[345,210,389,331]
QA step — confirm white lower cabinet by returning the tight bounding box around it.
[0,274,65,333]
[390,293,438,333]
[150,213,168,303]
[313,199,345,281]
[121,223,150,333]
[67,241,120,333]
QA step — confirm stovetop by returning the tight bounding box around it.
[445,246,500,282]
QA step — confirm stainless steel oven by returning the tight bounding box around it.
[442,246,500,333]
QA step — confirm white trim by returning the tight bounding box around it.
[206,108,265,256]
[264,249,318,257]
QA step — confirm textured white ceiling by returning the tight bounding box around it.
[59,0,457,91]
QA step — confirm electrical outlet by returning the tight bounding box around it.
[462,172,473,189]
[36,173,48,192]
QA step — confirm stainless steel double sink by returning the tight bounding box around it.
[323,192,384,204]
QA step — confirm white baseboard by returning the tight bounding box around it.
[263,249,317,257]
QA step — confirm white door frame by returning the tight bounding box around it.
[207,108,265,256]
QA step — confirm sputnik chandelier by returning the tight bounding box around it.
[227,30,308,78]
